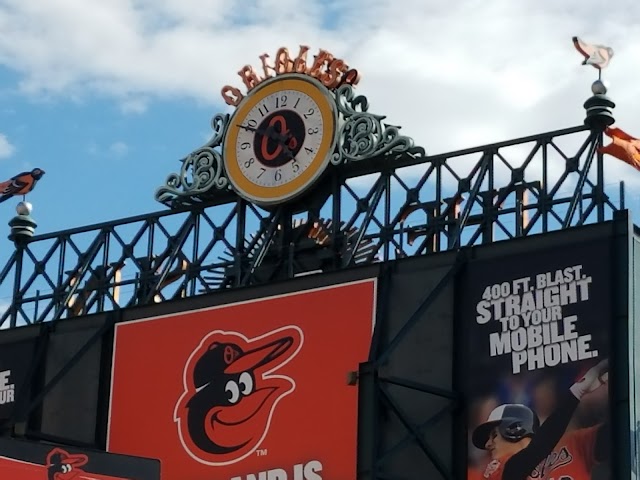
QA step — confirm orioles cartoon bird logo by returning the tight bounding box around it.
[174,326,304,465]
[46,448,89,480]
[44,447,135,480]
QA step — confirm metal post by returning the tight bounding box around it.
[8,201,38,327]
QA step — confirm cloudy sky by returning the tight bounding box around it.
[0,0,638,240]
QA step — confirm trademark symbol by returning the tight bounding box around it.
[256,449,268,456]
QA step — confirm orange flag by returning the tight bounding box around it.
[599,127,640,171]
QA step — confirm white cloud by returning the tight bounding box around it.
[109,141,129,157]
[120,97,149,114]
[0,0,637,186]
[0,133,15,159]
[87,142,98,156]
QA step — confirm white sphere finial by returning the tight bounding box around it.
[592,79,608,95]
[16,201,32,215]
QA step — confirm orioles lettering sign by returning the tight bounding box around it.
[221,46,360,106]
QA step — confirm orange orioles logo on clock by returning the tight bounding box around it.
[240,109,304,168]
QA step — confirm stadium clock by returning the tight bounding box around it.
[222,74,338,206]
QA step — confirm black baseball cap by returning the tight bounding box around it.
[192,337,293,389]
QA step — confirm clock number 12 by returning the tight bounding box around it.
[275,95,288,108]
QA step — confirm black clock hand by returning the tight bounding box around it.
[268,128,292,145]
[237,124,263,135]
[237,124,285,143]
[281,143,294,159]
[237,123,297,159]
[260,124,298,149]
[265,130,297,159]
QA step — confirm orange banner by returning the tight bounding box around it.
[107,279,377,480]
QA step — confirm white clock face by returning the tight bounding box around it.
[234,89,324,188]
[223,74,338,206]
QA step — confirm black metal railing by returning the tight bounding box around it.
[0,124,624,327]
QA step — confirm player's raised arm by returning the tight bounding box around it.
[502,359,608,480]
[473,359,609,480]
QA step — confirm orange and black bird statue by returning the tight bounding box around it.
[0,168,45,204]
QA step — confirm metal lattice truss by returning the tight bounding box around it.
[0,123,624,327]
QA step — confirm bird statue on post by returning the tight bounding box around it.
[572,36,614,72]
[572,36,616,130]
[0,168,45,204]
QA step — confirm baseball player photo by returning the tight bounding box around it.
[461,243,613,480]
[467,359,609,480]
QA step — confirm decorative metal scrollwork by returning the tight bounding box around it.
[331,84,419,165]
[155,113,230,205]
[155,85,425,208]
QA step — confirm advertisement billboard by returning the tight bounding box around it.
[0,338,36,423]
[107,279,376,480]
[630,236,640,480]
[0,437,160,480]
[461,239,612,480]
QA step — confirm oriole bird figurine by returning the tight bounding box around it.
[0,168,45,204]
[572,36,614,70]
